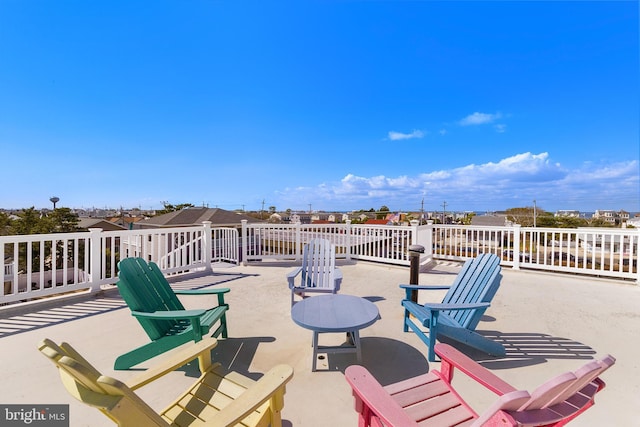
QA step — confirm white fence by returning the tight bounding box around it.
[430,224,639,280]
[240,221,416,265]
[1,221,237,305]
[1,220,638,306]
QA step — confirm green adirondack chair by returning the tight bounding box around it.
[114,257,230,370]
[400,253,505,362]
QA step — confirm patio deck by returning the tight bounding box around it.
[0,260,637,426]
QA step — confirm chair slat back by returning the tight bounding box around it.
[38,339,167,426]
[519,372,578,410]
[117,258,182,340]
[542,355,616,409]
[442,253,502,328]
[300,239,336,289]
[146,260,186,311]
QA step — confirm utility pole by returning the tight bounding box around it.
[533,199,537,227]
[441,201,447,224]
[420,197,425,224]
[261,199,265,219]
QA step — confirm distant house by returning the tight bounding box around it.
[593,209,628,225]
[364,219,390,225]
[77,218,127,231]
[289,213,313,224]
[135,207,265,229]
[555,210,580,218]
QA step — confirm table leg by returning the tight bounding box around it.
[352,330,362,363]
[312,331,319,372]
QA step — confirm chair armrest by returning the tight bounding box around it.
[421,302,490,311]
[345,365,418,426]
[334,268,343,291]
[399,284,451,301]
[399,284,451,290]
[174,287,230,306]
[209,364,294,426]
[126,337,219,390]
[130,309,206,320]
[435,343,517,395]
[287,267,303,288]
[174,287,230,295]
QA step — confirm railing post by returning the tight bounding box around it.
[202,221,213,272]
[410,220,419,245]
[408,244,425,303]
[295,222,302,261]
[88,228,103,293]
[634,228,640,286]
[512,224,521,270]
[345,220,352,261]
[241,220,248,266]
[414,220,434,264]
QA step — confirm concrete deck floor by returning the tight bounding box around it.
[0,260,638,426]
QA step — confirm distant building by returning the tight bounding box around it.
[135,207,264,229]
[555,210,580,218]
[593,209,628,225]
[77,218,127,231]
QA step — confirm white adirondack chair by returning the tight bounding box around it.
[287,238,342,306]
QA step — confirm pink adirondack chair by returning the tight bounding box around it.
[345,343,614,427]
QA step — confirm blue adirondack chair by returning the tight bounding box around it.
[400,253,505,361]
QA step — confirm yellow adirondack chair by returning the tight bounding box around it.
[38,337,294,426]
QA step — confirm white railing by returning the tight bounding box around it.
[430,224,639,280]
[240,221,417,265]
[1,231,92,305]
[0,221,238,306]
[1,220,637,307]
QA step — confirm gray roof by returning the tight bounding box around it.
[471,215,507,227]
[137,207,265,228]
[77,218,127,231]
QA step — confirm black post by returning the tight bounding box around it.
[409,244,425,303]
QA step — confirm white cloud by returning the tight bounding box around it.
[275,154,639,212]
[459,112,502,126]
[388,130,425,140]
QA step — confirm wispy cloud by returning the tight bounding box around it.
[388,130,425,140]
[276,154,639,212]
[459,112,502,126]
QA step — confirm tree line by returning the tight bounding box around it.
[0,207,80,236]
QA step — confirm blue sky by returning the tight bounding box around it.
[1,1,638,214]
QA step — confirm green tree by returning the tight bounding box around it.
[10,207,50,235]
[505,206,547,227]
[0,211,12,236]
[155,202,195,216]
[49,208,80,232]
[462,212,476,225]
[377,205,390,220]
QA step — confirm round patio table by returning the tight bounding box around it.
[291,294,380,371]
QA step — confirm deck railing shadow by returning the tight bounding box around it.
[445,331,597,370]
[0,271,256,338]
[167,270,259,289]
[0,296,128,338]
